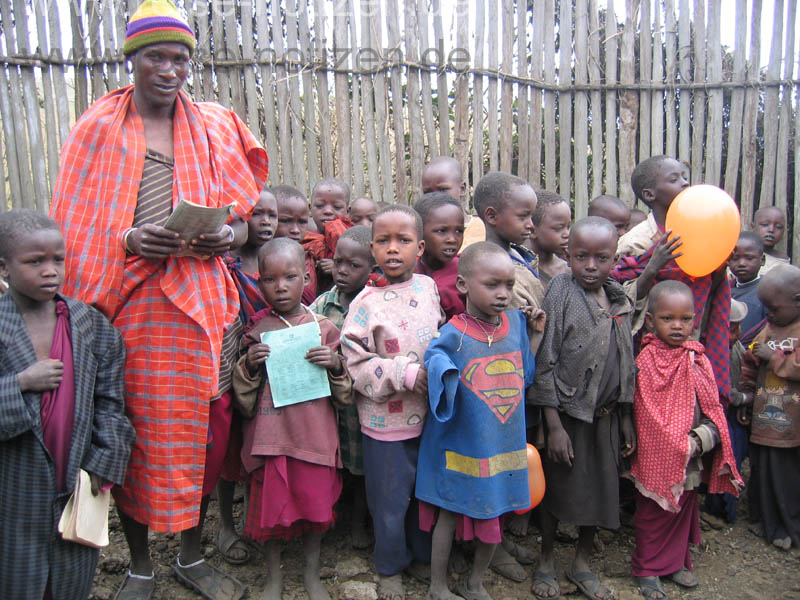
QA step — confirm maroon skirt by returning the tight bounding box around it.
[418,501,503,544]
[245,455,341,542]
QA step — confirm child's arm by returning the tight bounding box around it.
[523,307,546,354]
[82,311,135,487]
[0,360,62,442]
[304,344,354,408]
[231,339,269,419]
[635,232,683,301]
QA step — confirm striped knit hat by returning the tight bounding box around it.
[122,0,196,56]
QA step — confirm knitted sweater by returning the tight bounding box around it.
[341,275,445,441]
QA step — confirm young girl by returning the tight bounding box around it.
[632,280,742,599]
[215,186,279,565]
[414,192,467,320]
[417,242,544,600]
[0,210,134,599]
[527,190,571,286]
[532,217,637,600]
[310,225,378,549]
[232,238,352,600]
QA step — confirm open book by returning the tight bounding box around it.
[164,199,234,258]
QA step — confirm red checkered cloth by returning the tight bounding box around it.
[51,85,268,531]
[631,334,743,512]
[612,246,731,403]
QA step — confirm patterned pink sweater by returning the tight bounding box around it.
[341,275,445,441]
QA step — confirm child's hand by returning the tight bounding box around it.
[752,342,774,361]
[647,231,683,272]
[89,472,110,496]
[412,366,428,396]
[245,343,271,374]
[523,307,547,333]
[621,414,637,457]
[689,434,701,458]
[17,359,64,392]
[319,258,334,275]
[736,405,751,426]
[546,426,574,466]
[305,345,343,375]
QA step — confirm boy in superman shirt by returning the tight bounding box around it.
[417,242,545,600]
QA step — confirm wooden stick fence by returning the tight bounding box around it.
[1,0,799,258]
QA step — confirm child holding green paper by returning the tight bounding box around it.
[232,237,352,600]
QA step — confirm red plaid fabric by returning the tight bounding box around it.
[631,334,743,511]
[51,86,268,531]
[612,246,731,403]
[302,215,354,261]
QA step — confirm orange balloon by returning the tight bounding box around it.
[515,443,546,514]
[664,185,740,277]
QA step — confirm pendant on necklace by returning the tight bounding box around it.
[487,335,493,347]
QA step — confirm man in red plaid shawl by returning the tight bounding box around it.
[50,2,268,598]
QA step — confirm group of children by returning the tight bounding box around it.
[2,153,798,600]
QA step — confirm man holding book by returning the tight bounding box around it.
[49,1,269,598]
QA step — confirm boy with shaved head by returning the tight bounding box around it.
[752,205,791,275]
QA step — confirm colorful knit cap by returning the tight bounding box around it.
[122,0,196,56]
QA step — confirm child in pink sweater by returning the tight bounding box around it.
[341,205,445,600]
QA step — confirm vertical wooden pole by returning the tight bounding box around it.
[529,0,544,188]
[678,0,691,164]
[690,0,706,183]
[386,0,407,203]
[418,0,438,157]
[285,0,307,194]
[758,0,784,209]
[454,0,470,191]
[225,3,246,119]
[432,0,450,155]
[588,0,603,199]
[558,0,573,196]
[650,1,664,155]
[315,0,334,178]
[574,0,589,215]
[705,0,723,184]
[543,0,556,188]
[604,0,619,197]
[499,0,514,173]
[257,1,280,181]
[471,0,486,194]
[34,0,61,196]
[487,4,499,171]
[739,0,761,225]
[347,0,364,197]
[359,0,381,199]
[517,0,529,180]
[619,0,639,207]
[723,0,748,198]
[275,4,295,184]
[774,0,796,255]
[638,0,651,161]
[664,0,678,158]
[406,0,424,203]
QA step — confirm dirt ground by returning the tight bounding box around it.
[91,476,800,600]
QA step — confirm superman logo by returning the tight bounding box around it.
[462,351,524,424]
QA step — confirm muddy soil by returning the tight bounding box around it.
[91,476,800,600]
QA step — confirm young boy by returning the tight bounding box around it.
[422,156,467,205]
[233,238,352,600]
[272,184,318,304]
[0,210,134,599]
[417,242,546,600]
[474,171,545,311]
[588,194,631,237]
[414,192,467,320]
[728,231,768,344]
[531,217,636,600]
[629,208,647,230]
[214,185,279,566]
[305,178,354,295]
[341,205,445,600]
[310,225,376,549]
[613,155,733,404]
[528,190,571,286]
[739,265,800,551]
[349,196,378,227]
[753,205,791,275]
[631,280,742,600]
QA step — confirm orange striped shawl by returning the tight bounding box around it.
[51,86,268,398]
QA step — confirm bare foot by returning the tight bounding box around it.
[378,573,405,600]
[303,570,331,600]
[258,572,282,600]
[506,511,530,537]
[773,536,792,551]
[427,585,464,600]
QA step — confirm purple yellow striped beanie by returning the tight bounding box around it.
[123,0,196,56]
